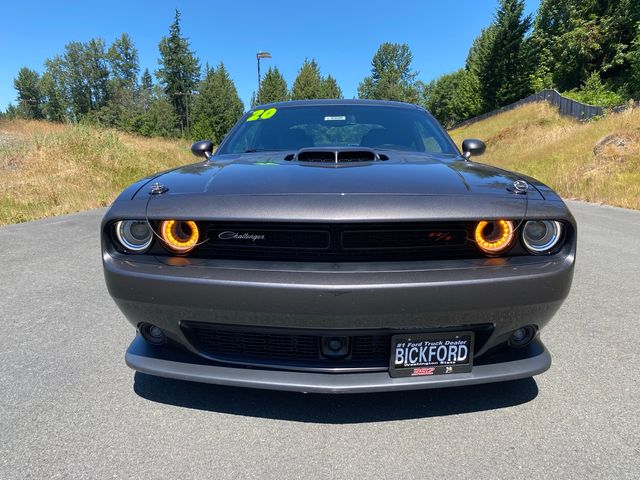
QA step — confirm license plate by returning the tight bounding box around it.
[389,332,474,378]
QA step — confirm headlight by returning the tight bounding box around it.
[114,220,153,252]
[522,220,563,254]
[160,220,199,253]
[474,220,515,254]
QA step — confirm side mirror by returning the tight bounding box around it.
[461,139,486,160]
[191,140,214,159]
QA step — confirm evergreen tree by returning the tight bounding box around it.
[190,62,244,143]
[290,60,343,100]
[156,9,200,135]
[358,43,421,103]
[257,66,288,104]
[465,27,496,79]
[476,0,532,111]
[290,59,323,100]
[13,67,44,119]
[107,33,139,89]
[141,68,153,91]
[319,74,342,99]
[137,68,155,119]
[3,104,19,119]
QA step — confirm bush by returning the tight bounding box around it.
[563,72,626,107]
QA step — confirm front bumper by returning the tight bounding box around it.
[104,250,574,346]
[104,246,573,391]
[126,335,551,393]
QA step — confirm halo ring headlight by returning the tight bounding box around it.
[114,220,153,252]
[474,220,515,254]
[160,220,199,253]
[522,220,563,254]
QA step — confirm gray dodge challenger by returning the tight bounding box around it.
[102,99,576,393]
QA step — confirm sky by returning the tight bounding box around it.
[0,0,541,111]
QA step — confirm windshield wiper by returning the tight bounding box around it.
[244,148,281,153]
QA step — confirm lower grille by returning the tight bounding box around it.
[181,322,494,371]
[186,327,321,361]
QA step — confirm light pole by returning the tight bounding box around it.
[256,51,272,100]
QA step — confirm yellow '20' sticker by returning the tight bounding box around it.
[246,108,277,121]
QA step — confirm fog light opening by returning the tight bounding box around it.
[140,323,167,345]
[509,326,535,348]
[321,336,349,359]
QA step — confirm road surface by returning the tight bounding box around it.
[1,201,638,479]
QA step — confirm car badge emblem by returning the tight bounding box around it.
[512,180,529,194]
[218,231,265,241]
[149,182,168,195]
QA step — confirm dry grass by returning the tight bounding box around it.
[1,106,638,225]
[449,102,640,209]
[0,119,192,225]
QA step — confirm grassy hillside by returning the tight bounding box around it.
[0,120,192,225]
[1,105,639,226]
[450,103,640,210]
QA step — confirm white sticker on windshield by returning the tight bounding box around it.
[324,116,346,121]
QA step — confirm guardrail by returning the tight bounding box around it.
[451,89,607,129]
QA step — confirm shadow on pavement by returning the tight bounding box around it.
[133,373,538,423]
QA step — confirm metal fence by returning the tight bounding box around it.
[611,100,640,113]
[451,89,606,129]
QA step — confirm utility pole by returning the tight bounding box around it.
[256,51,272,101]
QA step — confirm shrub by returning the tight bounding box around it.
[564,72,626,107]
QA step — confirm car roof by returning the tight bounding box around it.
[253,98,425,110]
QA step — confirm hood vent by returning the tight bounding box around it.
[286,147,387,163]
[298,150,336,162]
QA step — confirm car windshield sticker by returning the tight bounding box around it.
[324,116,346,121]
[246,108,277,122]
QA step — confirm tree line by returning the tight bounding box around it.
[423,0,640,127]
[6,0,640,137]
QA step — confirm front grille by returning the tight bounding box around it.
[181,322,494,371]
[341,228,467,250]
[194,222,478,262]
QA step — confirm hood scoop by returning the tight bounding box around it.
[285,147,388,163]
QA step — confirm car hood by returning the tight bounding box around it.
[135,151,543,199]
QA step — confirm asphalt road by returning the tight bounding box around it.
[1,201,638,479]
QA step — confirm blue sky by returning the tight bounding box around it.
[0,0,540,111]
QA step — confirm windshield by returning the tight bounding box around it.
[217,104,457,155]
